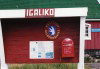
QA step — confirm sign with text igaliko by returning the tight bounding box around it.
[25,8,55,18]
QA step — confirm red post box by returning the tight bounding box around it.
[62,38,74,58]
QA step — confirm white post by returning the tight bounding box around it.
[0,19,8,69]
[78,17,86,69]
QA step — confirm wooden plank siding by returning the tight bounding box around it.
[85,22,100,50]
[1,17,80,63]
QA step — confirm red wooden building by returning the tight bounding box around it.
[85,21,100,58]
[0,8,87,69]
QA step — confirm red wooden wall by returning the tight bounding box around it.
[85,22,100,50]
[2,17,80,63]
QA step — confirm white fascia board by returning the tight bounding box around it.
[0,9,25,18]
[86,19,100,21]
[0,8,88,18]
[55,8,88,17]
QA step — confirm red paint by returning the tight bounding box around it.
[25,8,55,18]
[2,17,80,63]
[62,38,74,58]
[85,22,100,50]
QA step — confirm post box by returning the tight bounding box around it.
[62,38,74,58]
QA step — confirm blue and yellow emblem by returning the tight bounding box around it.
[45,21,60,40]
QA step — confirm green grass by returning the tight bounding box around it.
[8,64,77,69]
[1,63,91,69]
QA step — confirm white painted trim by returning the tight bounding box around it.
[0,20,8,69]
[86,19,100,21]
[0,9,25,18]
[0,8,88,18]
[85,23,91,40]
[78,17,86,69]
[55,8,88,17]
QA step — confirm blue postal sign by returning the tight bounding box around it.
[91,28,100,32]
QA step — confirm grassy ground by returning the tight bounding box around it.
[8,64,78,69]
[0,63,91,69]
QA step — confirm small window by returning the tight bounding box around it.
[85,23,91,40]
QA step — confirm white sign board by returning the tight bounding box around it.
[29,41,54,59]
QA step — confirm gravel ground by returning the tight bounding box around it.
[85,63,100,69]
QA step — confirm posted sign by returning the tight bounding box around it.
[29,41,54,59]
[25,8,55,18]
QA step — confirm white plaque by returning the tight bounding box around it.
[29,41,54,59]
